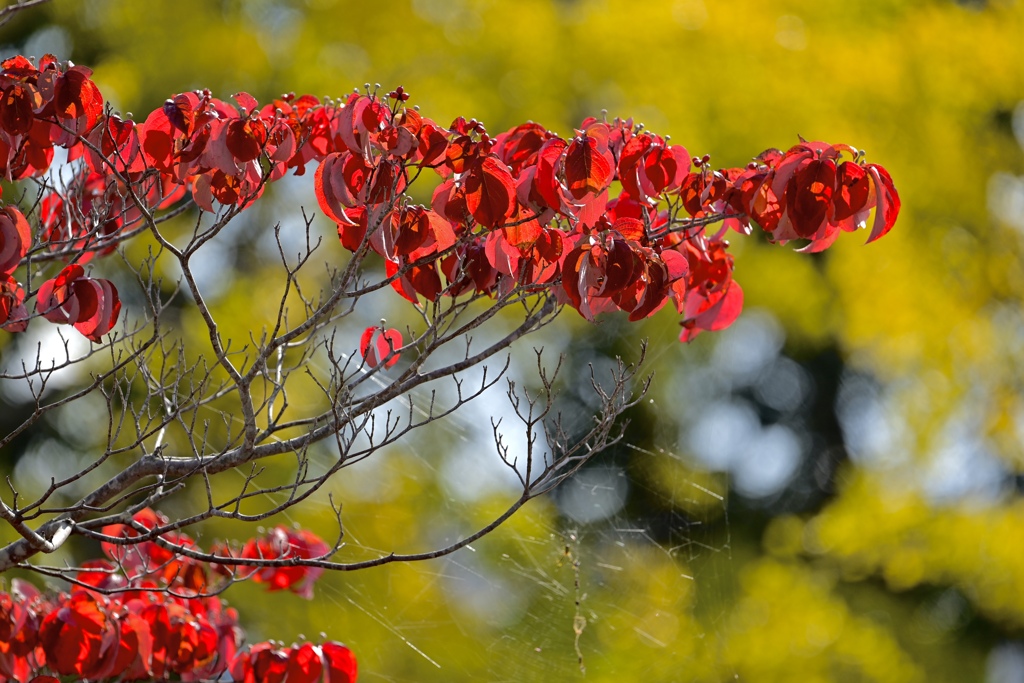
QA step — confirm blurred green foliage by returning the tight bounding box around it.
[4,0,1024,680]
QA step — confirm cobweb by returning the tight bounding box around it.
[214,274,751,681]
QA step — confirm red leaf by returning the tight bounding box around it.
[0,275,26,331]
[1,82,41,135]
[564,134,613,200]
[495,122,549,175]
[680,281,744,342]
[233,91,259,115]
[321,642,358,683]
[832,161,870,221]
[226,117,267,162]
[866,163,900,243]
[0,206,31,275]
[53,67,103,132]
[38,591,108,677]
[610,217,645,242]
[70,277,121,342]
[534,137,568,211]
[502,213,543,250]
[465,156,516,228]
[286,643,324,683]
[314,153,350,223]
[336,206,368,252]
[786,158,836,238]
[642,145,681,194]
[359,326,403,369]
[417,120,449,167]
[392,206,431,256]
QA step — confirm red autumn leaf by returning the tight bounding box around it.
[441,241,497,295]
[534,137,568,211]
[53,66,103,132]
[610,217,645,242]
[286,642,325,683]
[1,82,41,135]
[417,120,450,167]
[100,611,152,680]
[680,280,744,342]
[564,133,613,200]
[502,209,544,250]
[35,264,121,341]
[233,91,259,115]
[365,158,406,205]
[255,647,290,683]
[484,228,521,278]
[359,326,403,369]
[679,172,708,216]
[379,122,418,157]
[866,163,901,243]
[786,157,837,238]
[386,258,420,303]
[240,527,331,598]
[432,177,469,225]
[226,117,268,162]
[425,208,458,252]
[322,642,358,683]
[464,155,516,228]
[495,121,549,175]
[0,206,31,275]
[392,206,431,256]
[336,206,369,253]
[0,275,26,331]
[314,152,353,223]
[76,559,127,592]
[602,239,639,294]
[86,114,145,174]
[38,591,108,677]
[408,261,443,300]
[616,254,670,322]
[642,144,686,194]
[832,160,870,222]
[617,133,657,200]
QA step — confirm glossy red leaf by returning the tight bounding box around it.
[786,157,836,238]
[565,134,613,200]
[314,153,351,223]
[534,137,568,212]
[1,82,41,135]
[287,642,325,683]
[226,117,268,162]
[610,217,645,242]
[240,527,330,598]
[392,206,431,256]
[0,275,26,331]
[417,120,450,167]
[38,591,107,677]
[0,206,31,275]
[866,163,901,243]
[832,161,870,222]
[642,145,684,194]
[322,642,358,683]
[336,206,369,253]
[53,66,103,132]
[495,121,548,175]
[465,155,516,228]
[360,326,402,369]
[680,280,744,342]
